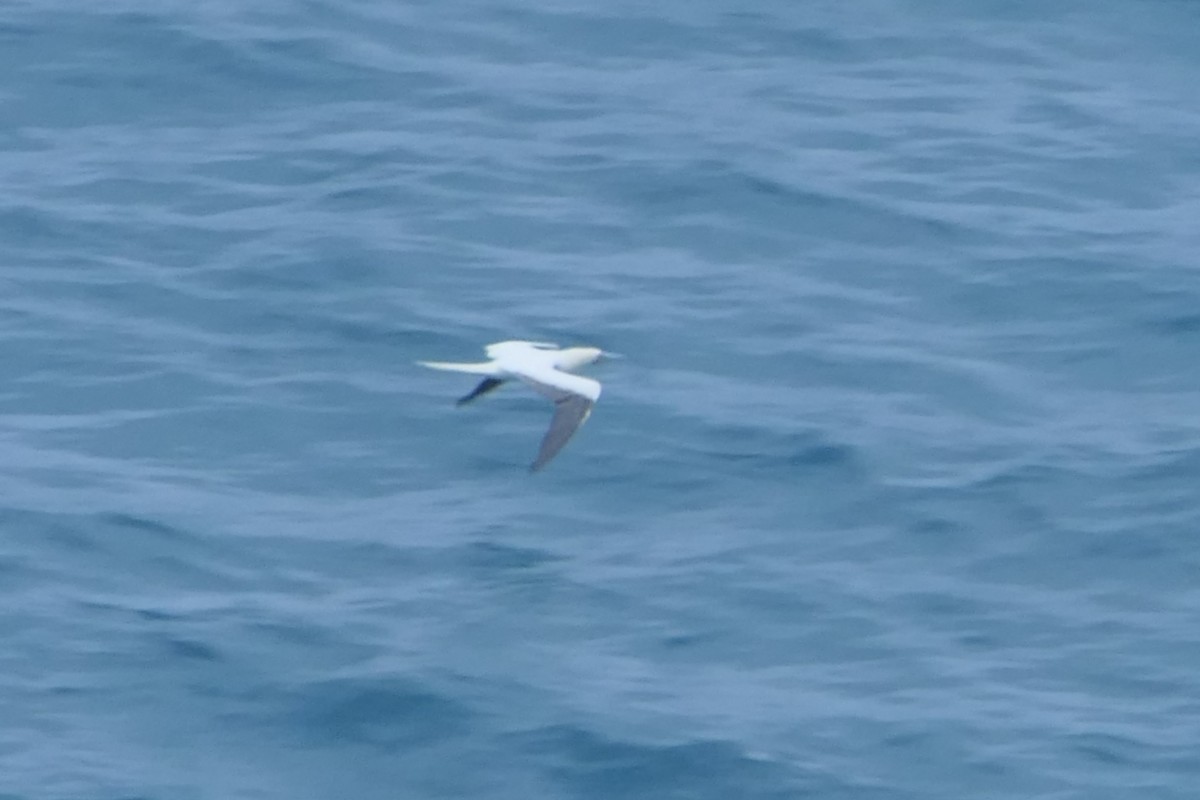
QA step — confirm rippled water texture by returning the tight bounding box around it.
[3,1,1199,798]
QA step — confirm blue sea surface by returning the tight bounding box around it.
[3,1,1199,798]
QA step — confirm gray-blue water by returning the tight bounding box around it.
[3,2,1199,798]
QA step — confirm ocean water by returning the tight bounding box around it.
[3,1,1199,797]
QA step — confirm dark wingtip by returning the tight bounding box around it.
[456,377,504,407]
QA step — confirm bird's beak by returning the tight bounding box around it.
[601,351,624,360]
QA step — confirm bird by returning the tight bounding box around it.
[418,340,613,471]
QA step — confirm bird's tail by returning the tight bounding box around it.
[417,360,500,375]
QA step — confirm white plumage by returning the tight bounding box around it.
[419,340,611,471]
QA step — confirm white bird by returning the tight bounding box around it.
[418,340,612,471]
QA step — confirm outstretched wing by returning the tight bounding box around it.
[516,367,602,471]
[485,340,558,359]
[417,360,499,375]
[531,394,594,471]
[516,367,601,403]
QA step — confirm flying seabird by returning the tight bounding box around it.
[419,340,612,471]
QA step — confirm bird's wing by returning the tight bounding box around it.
[517,367,602,471]
[456,377,505,406]
[417,360,500,375]
[531,394,595,471]
[486,340,558,359]
[516,367,601,403]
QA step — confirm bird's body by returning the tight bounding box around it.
[419,340,608,470]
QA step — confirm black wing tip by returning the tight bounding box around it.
[456,377,504,406]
